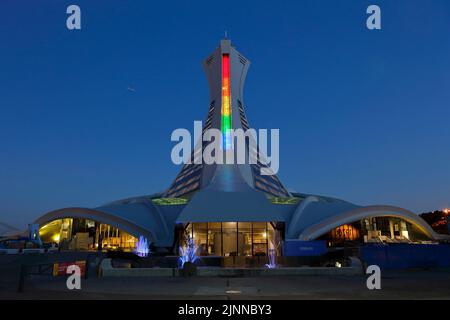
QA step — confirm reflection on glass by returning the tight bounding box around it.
[208,222,222,255]
[193,222,207,256]
[185,222,278,257]
[238,222,252,256]
[222,222,237,256]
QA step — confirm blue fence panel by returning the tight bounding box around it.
[435,245,450,266]
[361,244,450,269]
[360,245,388,269]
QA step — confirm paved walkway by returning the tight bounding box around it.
[1,270,450,299]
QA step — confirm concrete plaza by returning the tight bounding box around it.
[1,270,450,299]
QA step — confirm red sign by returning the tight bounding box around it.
[53,260,86,277]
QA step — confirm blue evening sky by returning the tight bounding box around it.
[1,0,449,228]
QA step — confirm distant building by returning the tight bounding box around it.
[34,40,446,257]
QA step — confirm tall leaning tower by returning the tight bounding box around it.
[166,39,290,198]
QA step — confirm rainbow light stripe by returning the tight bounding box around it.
[221,54,232,150]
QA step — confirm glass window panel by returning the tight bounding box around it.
[253,222,266,229]
[268,223,276,247]
[208,222,222,255]
[193,223,208,256]
[208,222,221,229]
[252,222,268,256]
[222,222,237,256]
[185,223,193,238]
[238,222,252,256]
[222,222,237,229]
[238,222,251,229]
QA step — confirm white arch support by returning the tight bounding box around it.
[286,196,320,239]
[298,205,444,241]
[35,207,157,243]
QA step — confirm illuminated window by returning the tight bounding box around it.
[39,218,137,251]
[330,224,360,241]
[185,222,279,257]
[152,197,188,205]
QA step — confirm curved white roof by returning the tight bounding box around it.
[34,191,443,246]
[284,194,442,241]
[176,189,292,223]
[35,195,185,247]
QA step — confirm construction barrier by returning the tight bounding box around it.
[360,244,450,269]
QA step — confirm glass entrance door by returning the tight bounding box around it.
[187,221,278,257]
